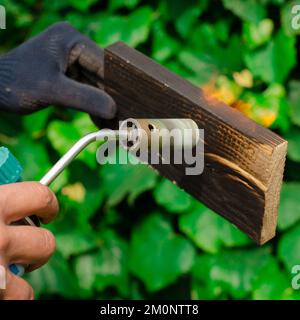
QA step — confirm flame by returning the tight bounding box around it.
[202,76,276,128]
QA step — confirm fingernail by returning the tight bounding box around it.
[0,265,6,289]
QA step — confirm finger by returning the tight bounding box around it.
[0,265,6,290]
[52,75,116,119]
[0,254,7,290]
[7,226,56,269]
[2,271,34,300]
[44,22,105,78]
[69,39,105,79]
[0,182,59,225]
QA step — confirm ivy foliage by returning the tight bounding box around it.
[1,0,300,299]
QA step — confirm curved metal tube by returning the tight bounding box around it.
[40,129,120,186]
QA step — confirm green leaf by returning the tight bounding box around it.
[109,0,140,11]
[25,251,80,298]
[74,230,129,297]
[189,24,218,54]
[281,1,300,36]
[124,6,153,47]
[50,169,69,193]
[11,135,51,181]
[29,13,61,36]
[214,20,230,43]
[101,148,158,207]
[93,15,124,46]
[222,0,266,23]
[69,0,97,12]
[279,223,300,271]
[162,0,199,20]
[47,114,98,168]
[188,24,244,74]
[42,0,71,11]
[129,213,195,292]
[245,30,296,84]
[72,112,99,136]
[95,7,153,47]
[175,1,208,38]
[97,207,122,228]
[163,60,194,80]
[243,19,274,49]
[152,21,180,62]
[222,35,245,72]
[179,204,251,253]
[252,256,293,299]
[178,50,218,85]
[56,229,99,259]
[191,281,218,300]
[153,179,193,213]
[65,12,88,31]
[242,84,290,131]
[268,0,285,4]
[23,107,53,138]
[47,119,80,152]
[278,183,300,230]
[3,0,33,28]
[47,201,96,243]
[288,80,300,126]
[285,127,300,162]
[265,84,291,132]
[191,248,271,299]
[61,163,105,222]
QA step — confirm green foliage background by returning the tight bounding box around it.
[1,0,300,299]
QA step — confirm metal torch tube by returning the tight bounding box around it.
[39,129,121,186]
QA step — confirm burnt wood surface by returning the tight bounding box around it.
[104,41,287,244]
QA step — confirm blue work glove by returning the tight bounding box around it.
[0,22,116,119]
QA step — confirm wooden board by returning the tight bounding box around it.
[104,41,287,244]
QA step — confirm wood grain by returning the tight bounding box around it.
[104,42,287,244]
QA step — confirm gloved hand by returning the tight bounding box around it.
[0,22,116,119]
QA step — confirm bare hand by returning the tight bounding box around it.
[0,182,58,300]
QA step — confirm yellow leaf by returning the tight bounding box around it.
[62,183,86,203]
[256,109,277,127]
[203,76,242,105]
[233,69,253,88]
